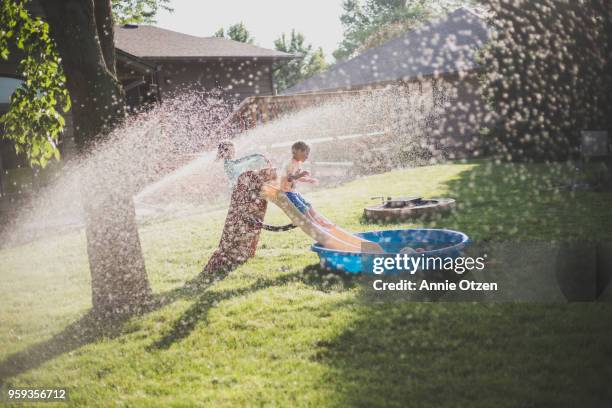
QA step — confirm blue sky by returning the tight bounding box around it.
[155,0,345,62]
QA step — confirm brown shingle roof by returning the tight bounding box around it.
[114,25,295,60]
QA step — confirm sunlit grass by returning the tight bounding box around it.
[1,160,611,407]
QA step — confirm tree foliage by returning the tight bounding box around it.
[214,22,255,44]
[479,0,612,160]
[273,30,327,92]
[334,0,480,61]
[0,0,70,167]
[112,0,173,24]
[0,0,170,167]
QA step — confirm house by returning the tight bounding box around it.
[0,12,295,196]
[114,25,295,108]
[282,8,491,156]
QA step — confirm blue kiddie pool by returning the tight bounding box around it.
[311,228,470,274]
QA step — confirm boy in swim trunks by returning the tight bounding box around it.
[280,141,333,228]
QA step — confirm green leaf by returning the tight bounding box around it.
[0,0,67,166]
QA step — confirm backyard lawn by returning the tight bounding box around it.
[1,160,611,407]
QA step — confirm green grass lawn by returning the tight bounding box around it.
[1,160,611,407]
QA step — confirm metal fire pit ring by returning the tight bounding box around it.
[364,197,455,221]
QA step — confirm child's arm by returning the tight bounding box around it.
[287,169,310,182]
[290,170,319,185]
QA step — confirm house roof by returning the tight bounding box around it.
[114,25,295,60]
[283,8,490,95]
[116,48,157,73]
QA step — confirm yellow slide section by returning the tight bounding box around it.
[260,184,384,254]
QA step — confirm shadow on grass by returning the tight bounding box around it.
[0,311,131,385]
[311,162,612,407]
[150,272,299,350]
[150,264,358,350]
[0,262,357,383]
[0,270,228,384]
[313,299,612,407]
[428,160,612,242]
[361,160,611,242]
[4,161,609,392]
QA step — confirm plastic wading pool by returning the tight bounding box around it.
[311,228,470,274]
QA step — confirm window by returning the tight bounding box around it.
[0,76,24,105]
[0,75,27,176]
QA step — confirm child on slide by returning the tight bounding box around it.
[217,141,271,188]
[281,141,334,228]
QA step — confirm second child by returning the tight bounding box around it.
[280,141,333,228]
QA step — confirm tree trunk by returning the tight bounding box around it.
[42,0,152,315]
[93,0,117,76]
[202,169,276,276]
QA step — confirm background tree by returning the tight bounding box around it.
[479,0,612,161]
[213,22,255,44]
[112,0,173,24]
[334,0,481,61]
[273,30,328,92]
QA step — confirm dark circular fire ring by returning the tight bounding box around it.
[364,197,456,221]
